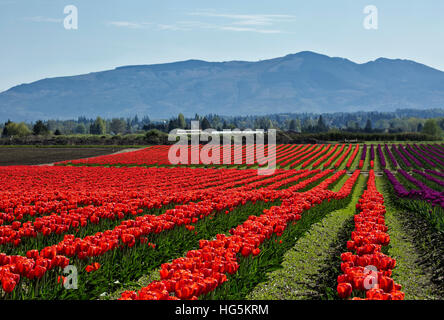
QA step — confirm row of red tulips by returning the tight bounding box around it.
[0,166,262,225]
[59,144,286,167]
[323,144,345,168]
[334,144,352,169]
[0,168,331,294]
[278,145,317,167]
[0,167,269,245]
[337,170,404,300]
[61,144,318,168]
[274,145,304,166]
[301,145,331,168]
[346,144,360,169]
[312,144,339,168]
[58,143,443,172]
[48,170,326,260]
[0,167,306,250]
[292,145,325,168]
[119,170,360,300]
[57,144,372,171]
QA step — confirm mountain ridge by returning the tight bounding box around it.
[1,51,444,121]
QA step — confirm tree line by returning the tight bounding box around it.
[1,109,444,140]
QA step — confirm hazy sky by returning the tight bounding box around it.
[1,0,444,92]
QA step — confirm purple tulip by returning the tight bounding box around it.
[385,144,397,167]
[426,144,444,157]
[418,145,444,166]
[398,144,422,167]
[384,169,410,196]
[413,169,444,187]
[384,169,444,208]
[425,169,444,179]
[398,169,444,208]
[361,144,367,161]
[405,145,434,167]
[377,144,386,168]
[392,144,411,167]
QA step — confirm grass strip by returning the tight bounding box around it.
[203,175,359,300]
[7,200,280,300]
[376,176,444,300]
[246,174,365,300]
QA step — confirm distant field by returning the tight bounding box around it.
[0,147,137,166]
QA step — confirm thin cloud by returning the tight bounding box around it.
[108,21,150,29]
[107,11,294,34]
[219,26,282,34]
[108,21,190,31]
[25,16,63,23]
[190,11,296,28]
[157,24,188,31]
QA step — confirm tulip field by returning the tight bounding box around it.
[0,143,443,300]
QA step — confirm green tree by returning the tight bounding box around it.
[364,119,372,133]
[438,118,444,131]
[33,120,49,135]
[289,119,301,133]
[212,115,222,130]
[1,120,12,137]
[2,121,31,137]
[177,113,186,129]
[295,119,301,133]
[167,118,179,132]
[75,123,87,134]
[133,115,139,126]
[289,119,297,131]
[145,129,167,144]
[201,117,211,130]
[289,119,302,132]
[422,119,441,136]
[90,117,106,135]
[346,120,359,132]
[416,123,423,132]
[317,115,328,132]
[126,118,132,133]
[63,120,77,134]
[110,118,126,134]
[141,116,151,126]
[302,118,315,133]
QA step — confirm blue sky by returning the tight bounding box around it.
[1,0,444,92]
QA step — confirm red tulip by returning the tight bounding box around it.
[2,278,17,293]
[336,170,404,300]
[241,246,252,257]
[337,282,352,299]
[252,248,261,256]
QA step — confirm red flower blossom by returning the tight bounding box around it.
[337,282,353,299]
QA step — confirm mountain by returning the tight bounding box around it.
[1,51,444,121]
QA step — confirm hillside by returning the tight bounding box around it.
[1,51,444,121]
